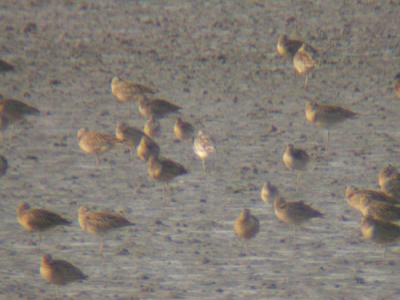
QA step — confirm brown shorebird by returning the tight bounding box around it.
[77,128,119,164]
[0,155,7,177]
[78,206,134,255]
[16,202,71,239]
[345,186,399,209]
[115,121,145,158]
[276,35,303,58]
[40,254,87,285]
[147,154,188,187]
[234,208,260,240]
[395,73,400,98]
[0,98,40,123]
[111,76,155,103]
[305,101,357,146]
[378,165,400,199]
[260,181,279,204]
[293,43,318,88]
[361,216,400,245]
[282,144,309,188]
[174,117,194,141]
[0,59,15,72]
[273,197,323,226]
[137,95,181,119]
[143,116,161,138]
[136,135,160,161]
[193,130,216,172]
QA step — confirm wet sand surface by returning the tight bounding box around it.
[1,1,400,299]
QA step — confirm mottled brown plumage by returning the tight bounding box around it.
[136,135,160,161]
[361,217,400,244]
[305,101,357,129]
[143,116,161,138]
[276,35,303,58]
[148,154,188,183]
[273,197,323,225]
[77,128,118,164]
[378,165,400,199]
[111,76,155,103]
[283,144,309,171]
[345,186,399,211]
[78,206,134,254]
[174,117,194,141]
[234,209,260,240]
[0,98,40,122]
[137,95,181,119]
[40,254,87,285]
[293,43,318,88]
[16,202,71,233]
[193,130,216,172]
[260,181,279,204]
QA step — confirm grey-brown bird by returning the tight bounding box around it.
[136,135,160,161]
[276,34,303,58]
[234,208,260,240]
[378,165,400,199]
[77,128,119,164]
[16,202,71,238]
[147,154,188,184]
[260,181,279,204]
[174,117,194,141]
[345,186,399,210]
[137,95,181,119]
[361,216,400,245]
[273,197,323,226]
[305,101,357,146]
[395,73,400,98]
[78,206,134,255]
[111,76,156,103]
[115,122,145,158]
[0,155,7,177]
[293,43,318,88]
[0,98,40,123]
[40,254,87,285]
[282,144,310,188]
[193,130,216,172]
[143,116,161,138]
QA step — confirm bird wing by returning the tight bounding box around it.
[27,209,70,228]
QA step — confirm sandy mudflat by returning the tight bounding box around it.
[1,0,400,299]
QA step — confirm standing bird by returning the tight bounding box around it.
[193,130,216,172]
[137,95,181,119]
[282,144,310,189]
[293,43,318,88]
[16,202,71,239]
[143,116,161,138]
[77,128,118,165]
[345,186,399,210]
[234,208,260,240]
[305,101,357,147]
[0,98,40,123]
[136,135,160,162]
[260,181,279,204]
[40,254,87,285]
[111,76,155,103]
[147,154,188,185]
[0,155,8,177]
[78,206,134,255]
[276,35,303,58]
[115,122,145,158]
[378,165,400,199]
[361,217,400,245]
[174,117,194,141]
[394,73,400,98]
[273,197,323,226]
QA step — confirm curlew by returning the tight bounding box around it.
[77,128,118,164]
[40,254,87,285]
[276,34,303,58]
[174,117,194,141]
[282,144,309,188]
[293,43,318,88]
[361,216,400,245]
[260,181,279,204]
[111,76,155,103]
[193,130,216,172]
[273,197,323,226]
[148,154,188,185]
[78,206,134,255]
[234,208,259,240]
[137,95,181,119]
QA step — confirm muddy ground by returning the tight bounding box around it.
[1,0,400,299]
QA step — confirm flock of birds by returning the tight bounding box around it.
[1,33,400,288]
